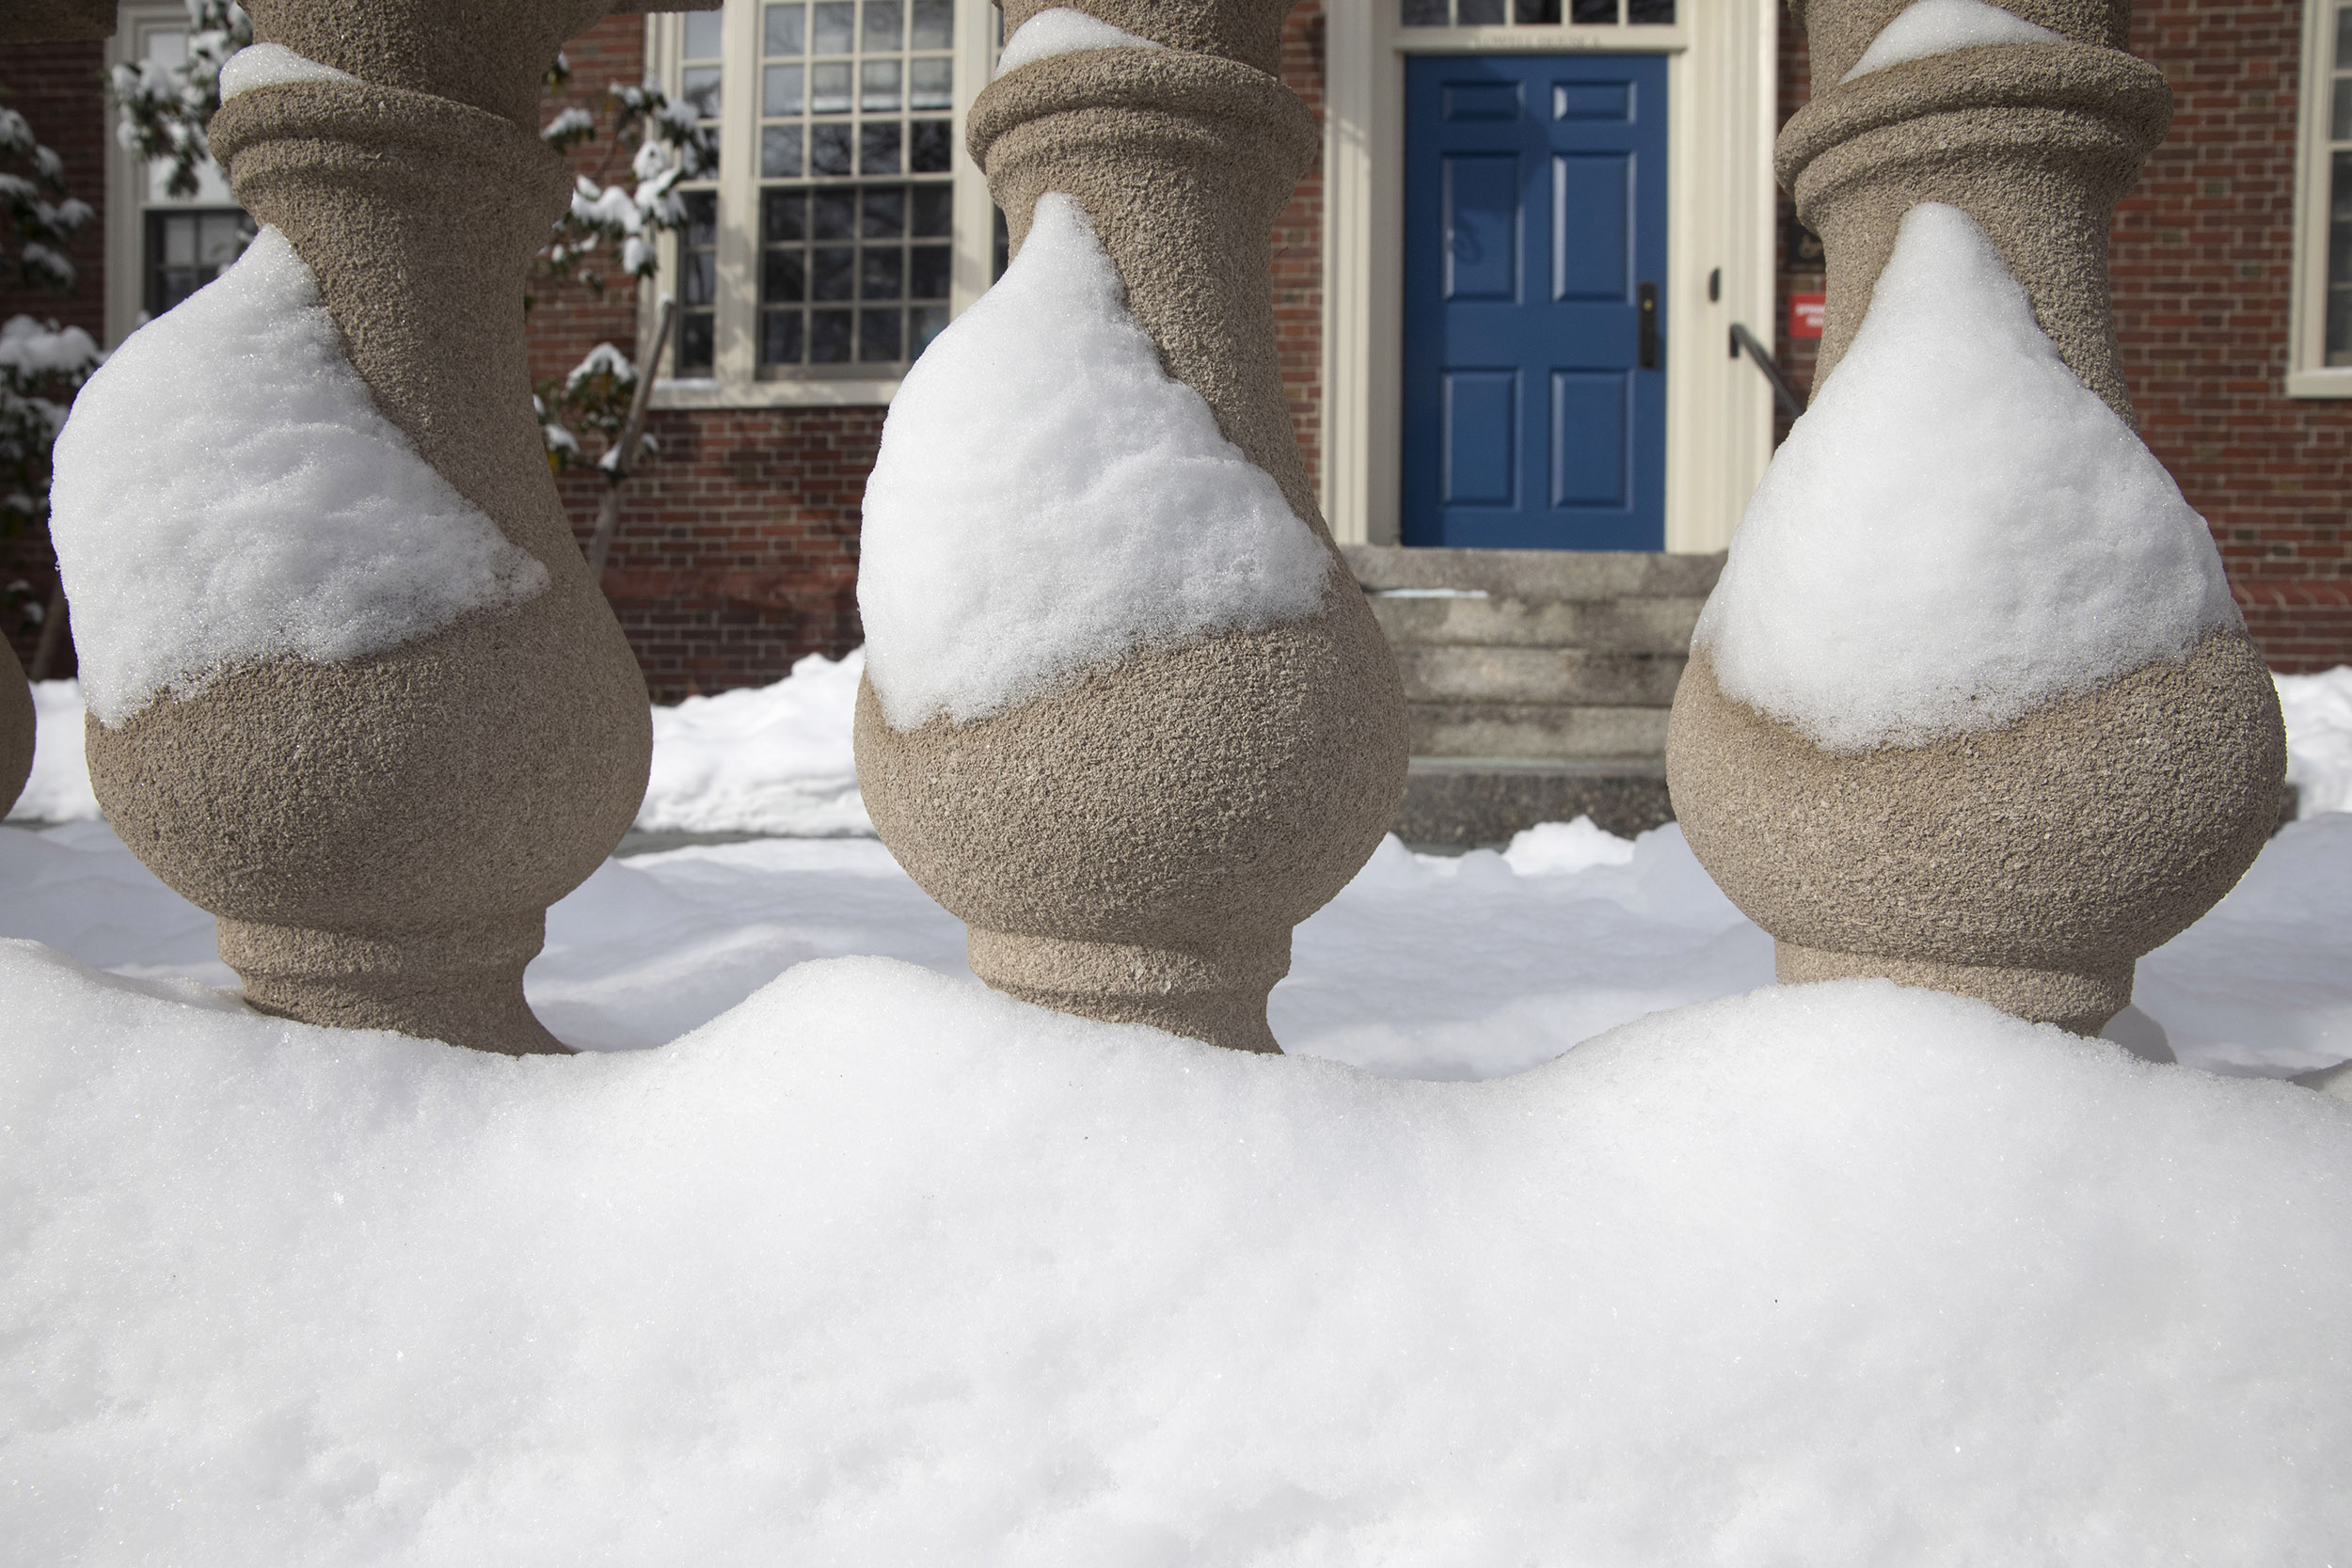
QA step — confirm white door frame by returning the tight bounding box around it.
[1322,0,1780,553]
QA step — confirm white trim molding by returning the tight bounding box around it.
[2290,0,2352,394]
[1322,0,1780,552]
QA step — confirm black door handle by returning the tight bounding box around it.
[1637,281,1659,370]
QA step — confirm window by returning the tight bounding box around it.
[2293,0,2352,393]
[650,0,998,406]
[103,5,257,347]
[1398,0,1677,27]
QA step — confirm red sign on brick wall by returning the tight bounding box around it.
[1788,293,1826,340]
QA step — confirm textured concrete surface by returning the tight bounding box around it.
[858,0,1407,1053]
[1670,638,2285,1035]
[0,643,31,820]
[82,14,650,1055]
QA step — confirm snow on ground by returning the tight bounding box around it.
[5,941,2349,1562]
[2280,663,2352,816]
[1696,203,2238,752]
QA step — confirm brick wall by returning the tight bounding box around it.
[1775,1,2352,672]
[1275,1,1327,494]
[1,40,107,677]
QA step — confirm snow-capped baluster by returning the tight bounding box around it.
[56,0,653,1054]
[852,0,1407,1052]
[1667,0,2286,1036]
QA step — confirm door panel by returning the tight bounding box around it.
[1403,53,1669,551]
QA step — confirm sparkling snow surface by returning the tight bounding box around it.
[216,41,360,99]
[1695,204,2240,752]
[4,939,2349,1562]
[1841,0,2064,82]
[634,649,870,835]
[994,6,1163,74]
[858,193,1330,728]
[49,227,548,726]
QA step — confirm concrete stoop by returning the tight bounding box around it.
[1343,545,1725,849]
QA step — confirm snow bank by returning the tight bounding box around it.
[2280,664,2352,817]
[858,193,1329,729]
[1842,0,2063,82]
[994,6,1162,74]
[4,679,99,822]
[49,227,548,727]
[635,648,869,835]
[217,41,359,99]
[4,940,2347,1562]
[1695,203,2238,752]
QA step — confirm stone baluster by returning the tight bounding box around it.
[1667,0,2286,1035]
[68,1,660,1053]
[852,0,1407,1053]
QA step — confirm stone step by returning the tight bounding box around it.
[1394,645,1687,706]
[1395,758,1675,847]
[1370,592,1706,653]
[1407,702,1673,760]
[1344,543,1725,601]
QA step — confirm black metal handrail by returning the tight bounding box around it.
[1730,322,1806,420]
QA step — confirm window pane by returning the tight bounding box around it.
[863,185,907,236]
[912,184,953,236]
[813,245,855,298]
[198,212,246,265]
[1400,0,1449,22]
[163,214,197,266]
[862,247,903,299]
[684,11,724,58]
[860,308,903,361]
[764,248,807,300]
[682,250,717,306]
[910,244,950,298]
[812,188,856,238]
[2337,6,2352,71]
[864,0,903,51]
[912,0,953,49]
[2330,153,2352,363]
[1572,0,1618,19]
[762,309,804,364]
[2336,76,2352,143]
[682,191,718,248]
[811,309,853,362]
[911,304,948,358]
[811,121,854,175]
[910,56,953,110]
[861,120,903,174]
[764,64,805,116]
[811,60,852,112]
[862,59,902,112]
[683,64,723,119]
[761,123,804,176]
[814,0,856,53]
[765,3,805,55]
[1459,0,1505,21]
[910,119,951,172]
[763,187,808,241]
[1516,0,1561,19]
[678,310,715,373]
[1627,0,1673,19]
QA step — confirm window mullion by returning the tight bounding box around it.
[713,0,765,385]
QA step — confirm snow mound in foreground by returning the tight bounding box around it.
[1696,203,2239,752]
[48,227,548,727]
[858,193,1330,729]
[2280,664,2352,816]
[635,648,868,835]
[6,940,2347,1562]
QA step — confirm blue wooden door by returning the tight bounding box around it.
[1402,54,1669,550]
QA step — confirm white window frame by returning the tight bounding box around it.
[102,1,249,350]
[1323,0,1780,552]
[2290,0,2352,397]
[645,0,999,409]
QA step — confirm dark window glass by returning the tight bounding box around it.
[910,119,951,173]
[812,188,856,239]
[911,0,952,47]
[862,185,906,237]
[761,309,804,364]
[910,244,950,299]
[1515,0,1561,18]
[1399,0,1449,22]
[862,247,903,299]
[811,122,854,176]
[911,304,949,358]
[765,3,805,55]
[1459,0,1505,21]
[2336,76,2352,143]
[681,250,717,306]
[145,209,255,316]
[811,309,853,362]
[864,0,902,51]
[1571,0,1617,20]
[2337,3,2352,69]
[993,203,1009,279]
[860,308,902,361]
[763,187,809,242]
[813,0,855,53]
[677,310,715,373]
[813,245,856,299]
[683,190,719,248]
[1627,0,1673,21]
[861,121,902,175]
[912,184,953,237]
[764,248,807,301]
[682,64,723,119]
[761,124,804,178]
[2329,152,2352,365]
